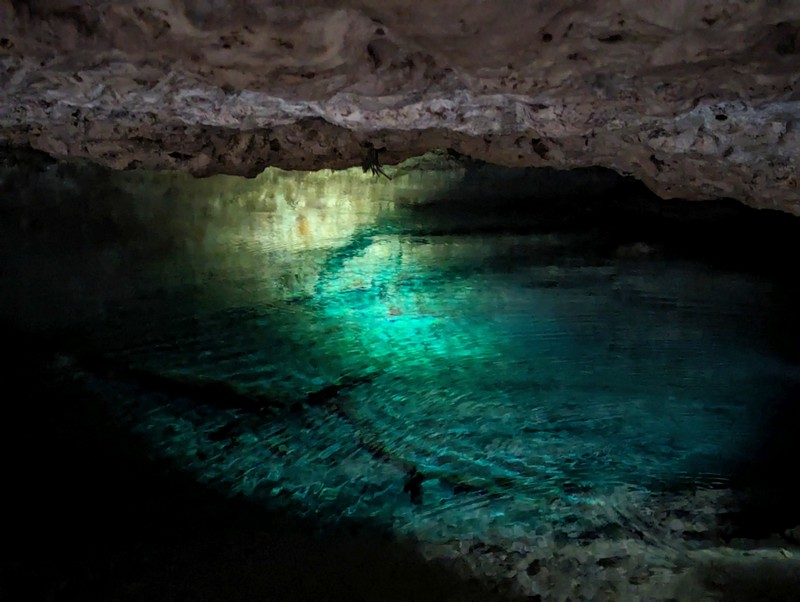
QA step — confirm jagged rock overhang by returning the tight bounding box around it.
[1,1,800,212]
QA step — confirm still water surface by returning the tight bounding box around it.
[60,187,799,546]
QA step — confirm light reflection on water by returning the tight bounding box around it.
[70,193,799,547]
[7,159,800,596]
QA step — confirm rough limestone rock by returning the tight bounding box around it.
[1,1,800,212]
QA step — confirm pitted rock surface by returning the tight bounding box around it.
[2,1,800,211]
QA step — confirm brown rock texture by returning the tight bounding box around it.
[1,0,800,212]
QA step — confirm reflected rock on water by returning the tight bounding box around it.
[3,152,800,600]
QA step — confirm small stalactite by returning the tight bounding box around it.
[362,143,392,180]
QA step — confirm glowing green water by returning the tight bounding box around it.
[12,158,793,546]
[78,201,798,543]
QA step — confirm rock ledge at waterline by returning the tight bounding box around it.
[2,1,800,213]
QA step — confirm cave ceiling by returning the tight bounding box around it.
[1,1,800,212]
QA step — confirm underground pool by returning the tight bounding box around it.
[3,155,800,600]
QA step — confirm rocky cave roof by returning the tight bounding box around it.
[1,1,800,213]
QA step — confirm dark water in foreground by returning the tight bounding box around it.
[3,163,800,599]
[52,201,800,541]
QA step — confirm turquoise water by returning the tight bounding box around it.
[71,201,800,545]
[6,161,800,598]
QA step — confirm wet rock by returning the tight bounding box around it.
[785,526,800,545]
[402,466,425,505]
[628,568,652,585]
[526,558,542,576]
[615,242,660,259]
[578,523,626,543]
[597,556,623,568]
